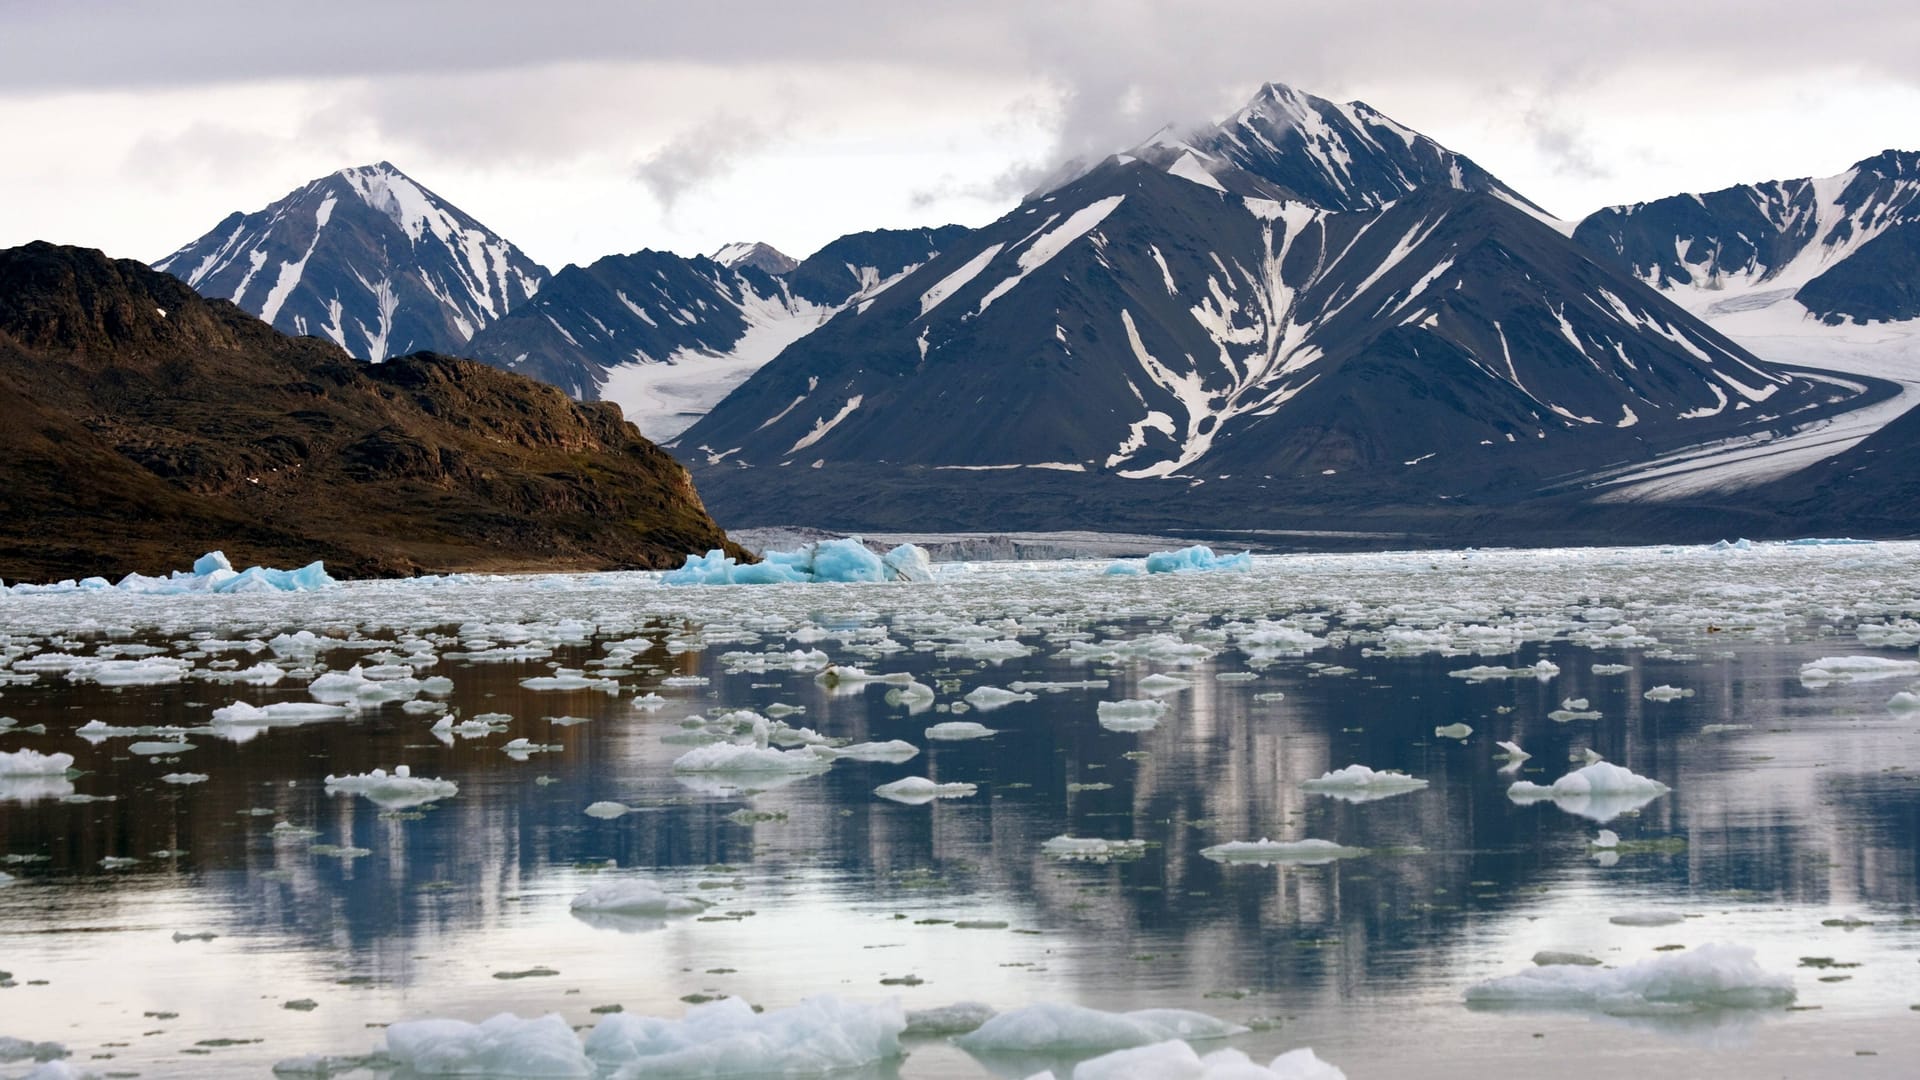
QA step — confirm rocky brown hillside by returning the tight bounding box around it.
[0,242,744,582]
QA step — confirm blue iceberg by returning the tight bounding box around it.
[663,539,932,586]
[5,550,336,595]
[1142,545,1253,574]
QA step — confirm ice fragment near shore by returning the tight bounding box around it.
[954,1002,1245,1053]
[1464,943,1793,1014]
[5,551,332,595]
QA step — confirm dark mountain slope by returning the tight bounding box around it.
[0,242,740,582]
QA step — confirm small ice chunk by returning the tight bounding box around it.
[1533,951,1603,967]
[0,750,74,776]
[1201,838,1366,865]
[324,767,459,809]
[584,995,905,1076]
[1800,656,1920,684]
[875,776,978,804]
[1642,685,1694,701]
[953,1002,1245,1053]
[1593,829,1620,849]
[964,686,1036,711]
[1887,691,1920,711]
[904,1001,997,1037]
[1465,943,1792,1013]
[127,740,193,756]
[1495,740,1530,763]
[584,801,633,819]
[1508,761,1667,823]
[569,879,707,917]
[1041,836,1148,862]
[819,740,919,763]
[1136,674,1190,695]
[671,744,833,775]
[1300,765,1428,802]
[1433,722,1473,739]
[1142,545,1252,574]
[385,1013,589,1077]
[161,773,210,785]
[212,701,352,726]
[1065,1040,1346,1080]
[924,721,995,741]
[1609,911,1685,926]
[1097,699,1168,733]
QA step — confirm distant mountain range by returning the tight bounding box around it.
[148,83,1920,544]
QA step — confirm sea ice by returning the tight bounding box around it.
[818,740,920,763]
[4,551,332,595]
[954,1002,1245,1053]
[875,776,978,804]
[1433,723,1473,739]
[323,765,459,809]
[1464,943,1794,1014]
[385,1012,589,1077]
[1642,685,1694,701]
[211,701,352,727]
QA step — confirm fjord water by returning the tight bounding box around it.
[3,544,1919,1077]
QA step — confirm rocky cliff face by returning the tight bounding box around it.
[0,242,742,582]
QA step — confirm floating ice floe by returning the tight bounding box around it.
[954,1002,1245,1054]
[1136,674,1191,696]
[1142,546,1253,574]
[1300,765,1428,802]
[160,773,208,785]
[63,658,192,686]
[924,721,995,741]
[1799,656,1920,684]
[1464,943,1793,1014]
[0,750,73,777]
[1508,761,1669,822]
[519,669,620,693]
[385,1013,589,1077]
[1494,741,1531,771]
[1642,685,1694,702]
[306,665,423,708]
[1448,661,1560,682]
[323,765,458,809]
[1041,836,1149,862]
[584,995,905,1077]
[664,539,933,586]
[1890,690,1920,710]
[1031,1040,1347,1080]
[1097,700,1168,732]
[1200,838,1367,865]
[671,744,834,775]
[3,550,333,595]
[964,686,1036,710]
[210,701,353,729]
[1433,722,1473,740]
[583,801,633,819]
[126,740,192,757]
[817,740,919,763]
[875,776,978,804]
[569,879,708,920]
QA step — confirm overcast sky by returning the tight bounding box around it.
[3,1,1918,270]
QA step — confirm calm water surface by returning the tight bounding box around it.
[2,543,1919,1077]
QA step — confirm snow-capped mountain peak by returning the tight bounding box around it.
[157,163,547,360]
[710,241,800,275]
